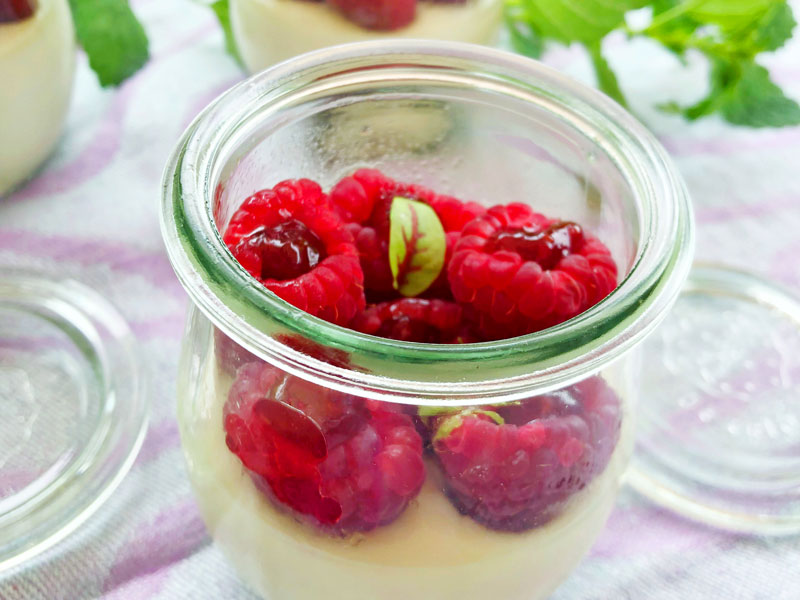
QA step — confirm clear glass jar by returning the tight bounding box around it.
[0,0,75,196]
[161,41,693,600]
[231,0,503,72]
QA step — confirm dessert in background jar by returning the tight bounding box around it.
[230,0,503,72]
[0,0,75,196]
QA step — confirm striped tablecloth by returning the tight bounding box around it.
[2,1,800,598]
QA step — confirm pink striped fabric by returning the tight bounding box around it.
[2,1,800,598]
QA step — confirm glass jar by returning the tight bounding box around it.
[0,0,75,196]
[161,41,693,600]
[231,0,503,72]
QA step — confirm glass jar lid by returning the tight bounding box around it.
[0,270,148,570]
[628,264,800,536]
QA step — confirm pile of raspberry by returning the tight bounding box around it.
[223,169,617,343]
[220,170,621,536]
[310,0,468,32]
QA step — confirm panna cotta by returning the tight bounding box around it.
[0,0,75,196]
[179,352,632,600]
[175,170,629,599]
[161,41,695,600]
[230,0,503,73]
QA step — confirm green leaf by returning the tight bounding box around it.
[68,0,149,87]
[587,41,628,106]
[505,5,544,58]
[388,196,446,297]
[679,95,719,120]
[646,0,700,45]
[718,62,800,127]
[209,0,242,65]
[432,410,505,444]
[418,405,461,418]
[509,0,648,45]
[667,59,800,126]
[505,0,800,128]
[679,57,737,120]
[656,100,684,114]
[687,0,776,30]
[749,1,796,51]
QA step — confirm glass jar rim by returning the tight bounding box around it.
[160,40,694,404]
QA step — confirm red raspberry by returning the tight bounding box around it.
[350,298,478,343]
[214,327,260,376]
[277,334,353,370]
[448,203,617,339]
[224,363,426,534]
[331,169,485,298]
[223,179,365,326]
[0,0,35,22]
[214,330,353,378]
[326,0,416,31]
[430,376,622,531]
[428,194,485,233]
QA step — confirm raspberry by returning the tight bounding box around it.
[428,194,485,233]
[0,0,35,22]
[430,376,622,531]
[448,203,617,338]
[223,179,365,326]
[350,298,478,343]
[484,221,585,271]
[214,331,353,378]
[214,327,259,376]
[277,334,353,370]
[224,363,425,534]
[326,0,416,31]
[331,169,485,298]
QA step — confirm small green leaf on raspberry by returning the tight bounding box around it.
[433,410,505,443]
[418,405,462,418]
[388,196,446,297]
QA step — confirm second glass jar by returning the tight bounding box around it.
[230,0,504,72]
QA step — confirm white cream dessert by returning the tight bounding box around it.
[179,351,632,600]
[230,0,503,73]
[0,0,75,196]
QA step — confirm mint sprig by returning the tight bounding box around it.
[505,0,800,128]
[68,0,149,87]
[208,0,242,65]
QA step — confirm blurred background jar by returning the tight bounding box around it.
[231,0,503,73]
[0,0,75,197]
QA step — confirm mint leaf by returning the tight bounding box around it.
[508,0,647,45]
[432,410,505,444]
[506,0,800,128]
[587,41,628,106]
[69,0,149,87]
[673,59,800,126]
[388,196,446,297]
[209,0,242,65]
[686,0,775,30]
[750,1,796,51]
[646,0,700,51]
[689,0,796,51]
[417,405,461,418]
[505,5,544,58]
[719,62,800,127]
[673,57,737,120]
